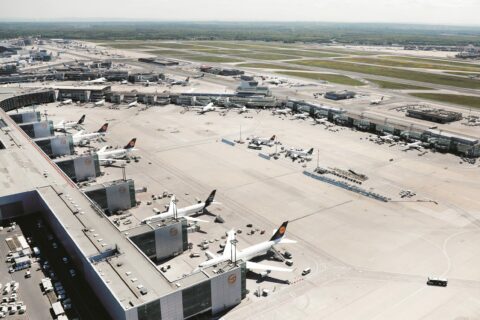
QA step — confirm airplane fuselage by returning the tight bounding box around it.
[142,202,205,223]
[199,240,276,269]
[73,132,105,145]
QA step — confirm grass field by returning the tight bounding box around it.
[148,43,212,50]
[181,55,244,63]
[445,71,480,77]
[191,49,248,55]
[339,57,480,72]
[146,49,191,56]
[379,56,480,70]
[232,52,298,60]
[189,40,296,50]
[255,48,340,58]
[288,59,480,89]
[236,63,301,70]
[188,41,284,50]
[410,93,480,109]
[103,42,153,49]
[318,48,381,56]
[366,79,432,90]
[278,71,365,86]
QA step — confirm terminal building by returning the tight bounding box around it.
[406,107,463,124]
[0,89,246,320]
[324,90,356,101]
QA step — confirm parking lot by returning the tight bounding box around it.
[0,215,110,320]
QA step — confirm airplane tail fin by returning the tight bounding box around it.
[270,135,276,141]
[77,114,86,125]
[97,123,108,133]
[270,221,289,242]
[307,148,314,155]
[185,77,190,82]
[124,138,136,149]
[204,190,216,209]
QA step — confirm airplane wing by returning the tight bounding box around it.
[184,216,209,223]
[222,229,236,259]
[74,130,84,137]
[205,250,218,260]
[98,146,108,153]
[245,261,292,272]
[99,158,127,166]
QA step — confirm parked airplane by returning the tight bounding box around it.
[292,113,309,120]
[127,101,138,108]
[237,106,249,114]
[83,77,107,85]
[141,190,217,224]
[72,123,108,146]
[312,117,328,125]
[250,135,276,147]
[377,134,399,143]
[285,147,314,161]
[120,80,128,85]
[94,99,105,107]
[198,221,295,272]
[60,99,73,105]
[53,115,85,132]
[402,141,424,151]
[370,96,384,105]
[197,103,216,114]
[272,109,290,116]
[96,138,137,165]
[172,77,190,86]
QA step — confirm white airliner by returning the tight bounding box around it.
[83,77,107,85]
[402,141,424,151]
[237,106,249,114]
[60,99,73,105]
[94,99,105,107]
[249,135,276,147]
[198,221,295,272]
[370,96,384,105]
[292,113,309,120]
[285,147,314,161]
[72,123,108,146]
[141,190,217,224]
[54,114,85,132]
[197,103,216,114]
[272,109,290,116]
[127,101,138,108]
[312,117,328,125]
[378,134,399,143]
[96,138,137,165]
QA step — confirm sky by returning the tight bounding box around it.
[1,0,480,26]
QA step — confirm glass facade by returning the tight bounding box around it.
[128,181,137,208]
[240,262,247,299]
[56,160,76,181]
[182,281,212,318]
[130,231,156,258]
[85,189,108,210]
[137,299,161,320]
[181,220,188,251]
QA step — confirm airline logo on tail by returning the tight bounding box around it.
[98,123,108,133]
[124,138,136,149]
[77,115,86,125]
[307,148,314,155]
[204,190,217,208]
[270,221,289,242]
